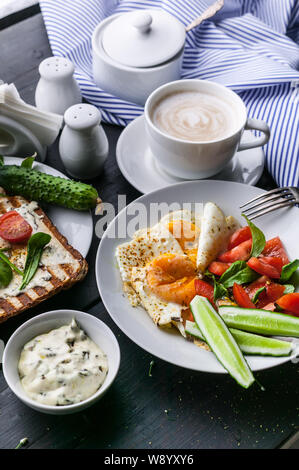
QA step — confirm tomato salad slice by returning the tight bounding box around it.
[0,211,32,243]
[201,218,299,318]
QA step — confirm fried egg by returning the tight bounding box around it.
[116,205,238,335]
[116,210,202,330]
[196,202,240,273]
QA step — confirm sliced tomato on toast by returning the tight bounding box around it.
[0,211,32,243]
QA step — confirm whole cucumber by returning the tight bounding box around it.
[0,165,100,211]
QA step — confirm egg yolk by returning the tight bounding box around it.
[168,220,199,264]
[146,253,197,306]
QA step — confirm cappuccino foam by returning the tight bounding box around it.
[151,91,237,142]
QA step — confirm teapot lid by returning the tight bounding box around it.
[102,9,185,68]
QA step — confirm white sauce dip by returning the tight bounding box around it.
[18,319,108,406]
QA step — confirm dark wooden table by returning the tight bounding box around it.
[0,8,298,451]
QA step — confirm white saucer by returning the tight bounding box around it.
[116,115,265,194]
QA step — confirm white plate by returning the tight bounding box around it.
[116,115,265,194]
[96,180,299,373]
[3,157,93,257]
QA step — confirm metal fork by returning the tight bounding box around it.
[240,187,299,220]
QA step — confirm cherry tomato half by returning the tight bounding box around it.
[208,261,231,276]
[247,257,281,279]
[228,226,252,250]
[233,283,256,309]
[194,279,216,309]
[262,237,289,265]
[218,239,252,263]
[0,211,32,243]
[276,293,299,315]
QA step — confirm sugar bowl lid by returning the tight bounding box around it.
[102,9,186,68]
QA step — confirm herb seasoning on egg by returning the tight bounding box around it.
[18,319,108,406]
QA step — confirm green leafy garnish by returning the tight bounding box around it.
[21,155,36,169]
[242,214,266,258]
[0,258,13,288]
[0,251,23,276]
[19,232,51,290]
[0,155,4,166]
[219,261,247,283]
[204,271,229,301]
[148,360,155,377]
[283,284,295,294]
[280,260,299,282]
[252,286,266,304]
[223,266,259,288]
[218,260,258,288]
[214,280,229,301]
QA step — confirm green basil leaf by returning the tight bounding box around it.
[283,284,295,294]
[214,280,228,302]
[0,258,13,288]
[223,267,259,288]
[0,251,23,276]
[19,232,51,290]
[219,261,247,284]
[204,270,216,279]
[280,260,299,282]
[204,270,229,301]
[242,214,266,258]
[252,286,266,304]
[21,155,36,169]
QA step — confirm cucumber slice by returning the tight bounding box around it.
[185,320,292,357]
[190,296,255,388]
[219,306,299,337]
[229,328,292,356]
[185,320,205,341]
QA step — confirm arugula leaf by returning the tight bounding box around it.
[242,214,266,258]
[0,251,23,276]
[21,155,36,169]
[19,232,51,290]
[252,286,266,304]
[280,260,299,282]
[283,284,295,294]
[0,258,13,288]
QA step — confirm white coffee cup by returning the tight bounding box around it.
[144,79,270,179]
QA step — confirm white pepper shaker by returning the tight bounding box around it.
[59,103,109,179]
[35,56,82,115]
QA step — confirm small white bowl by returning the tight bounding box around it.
[2,310,120,415]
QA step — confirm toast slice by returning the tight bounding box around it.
[0,195,88,323]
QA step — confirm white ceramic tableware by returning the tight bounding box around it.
[3,157,93,257]
[2,310,120,415]
[144,79,270,179]
[0,82,63,161]
[116,115,265,193]
[92,11,184,105]
[96,180,299,373]
[59,103,109,180]
[0,114,46,161]
[35,57,82,115]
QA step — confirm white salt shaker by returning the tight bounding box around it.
[35,56,82,115]
[59,103,109,179]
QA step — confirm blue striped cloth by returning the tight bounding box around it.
[39,0,299,187]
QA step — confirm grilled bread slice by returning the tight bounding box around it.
[0,195,88,323]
